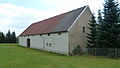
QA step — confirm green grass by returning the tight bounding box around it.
[0,44,120,68]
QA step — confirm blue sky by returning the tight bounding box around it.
[0,0,119,36]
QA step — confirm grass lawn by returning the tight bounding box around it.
[0,44,120,68]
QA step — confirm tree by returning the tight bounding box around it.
[1,32,5,43]
[97,9,103,24]
[6,30,12,43]
[87,14,97,48]
[11,31,17,43]
[97,9,107,48]
[99,0,120,48]
[0,32,5,43]
[0,32,2,43]
[0,30,17,43]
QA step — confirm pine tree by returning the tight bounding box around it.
[97,9,106,48]
[100,0,120,48]
[6,30,12,43]
[0,32,5,43]
[97,10,103,24]
[0,32,3,43]
[1,32,5,43]
[11,31,17,43]
[87,14,97,48]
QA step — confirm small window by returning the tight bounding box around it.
[49,43,51,47]
[48,33,50,36]
[46,43,48,46]
[82,27,85,32]
[40,34,42,36]
[58,33,61,35]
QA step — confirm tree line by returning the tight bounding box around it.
[0,30,17,43]
[87,0,120,48]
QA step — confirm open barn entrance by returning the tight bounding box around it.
[27,38,30,47]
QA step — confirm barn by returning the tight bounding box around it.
[18,5,92,55]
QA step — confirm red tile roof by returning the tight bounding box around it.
[20,13,66,36]
[19,6,86,36]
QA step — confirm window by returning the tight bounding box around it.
[49,43,51,47]
[58,33,61,35]
[46,43,48,46]
[48,33,50,36]
[82,27,85,32]
[46,43,51,47]
[40,34,42,36]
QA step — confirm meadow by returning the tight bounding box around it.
[0,44,120,68]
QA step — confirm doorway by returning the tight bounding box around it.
[27,38,30,47]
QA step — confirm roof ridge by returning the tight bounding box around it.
[66,5,87,13]
[33,5,87,24]
[19,5,88,36]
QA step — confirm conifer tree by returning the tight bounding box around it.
[0,32,2,43]
[100,0,120,48]
[11,31,17,43]
[6,30,12,43]
[87,14,97,48]
[1,32,5,43]
[0,32,5,43]
[97,9,106,48]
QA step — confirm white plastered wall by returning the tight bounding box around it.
[19,32,69,55]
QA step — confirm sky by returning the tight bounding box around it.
[0,0,119,36]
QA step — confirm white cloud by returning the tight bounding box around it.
[0,0,119,36]
[0,3,57,36]
[0,1,107,36]
[43,0,105,13]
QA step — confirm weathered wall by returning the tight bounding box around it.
[19,32,69,55]
[19,35,43,49]
[68,6,92,54]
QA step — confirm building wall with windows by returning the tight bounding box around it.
[18,6,92,55]
[68,6,92,54]
[19,32,69,55]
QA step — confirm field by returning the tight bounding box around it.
[0,44,120,68]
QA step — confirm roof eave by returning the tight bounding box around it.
[18,31,68,37]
